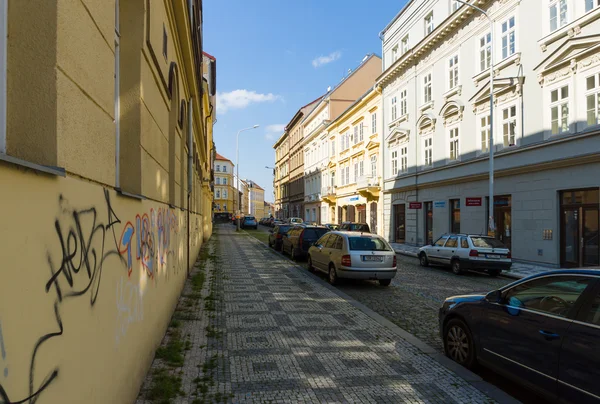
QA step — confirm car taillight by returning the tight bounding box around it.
[341,255,352,267]
[507,251,511,259]
[469,249,479,257]
[393,255,397,267]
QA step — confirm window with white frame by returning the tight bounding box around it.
[223,189,228,199]
[353,161,358,182]
[449,127,459,161]
[423,137,433,166]
[359,159,364,177]
[345,132,350,149]
[425,12,434,35]
[480,115,490,152]
[479,33,491,72]
[345,166,350,185]
[549,0,568,32]
[501,16,516,60]
[400,146,408,172]
[423,73,432,104]
[371,112,377,134]
[392,45,399,62]
[216,177,221,185]
[331,138,336,155]
[224,204,227,211]
[448,55,459,89]
[331,170,336,187]
[216,203,220,210]
[391,96,398,121]
[502,105,517,146]
[359,122,364,142]
[586,0,600,12]
[371,155,377,177]
[353,126,359,144]
[450,0,461,12]
[223,165,227,172]
[401,35,409,54]
[216,164,221,172]
[586,73,600,127]
[391,150,398,175]
[223,177,227,185]
[216,190,221,198]
[400,89,407,116]
[550,85,569,135]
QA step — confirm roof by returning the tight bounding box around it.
[215,153,233,164]
[285,95,324,131]
[202,51,216,60]
[380,0,415,37]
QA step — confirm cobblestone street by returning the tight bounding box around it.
[137,225,515,403]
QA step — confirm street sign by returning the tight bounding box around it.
[433,201,446,208]
[349,196,359,202]
[465,197,482,207]
[409,202,423,209]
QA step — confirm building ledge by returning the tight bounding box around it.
[116,188,146,200]
[538,7,600,51]
[0,153,66,177]
[473,53,522,87]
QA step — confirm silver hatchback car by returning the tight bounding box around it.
[307,231,397,286]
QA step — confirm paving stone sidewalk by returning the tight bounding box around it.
[390,242,561,279]
[138,225,515,403]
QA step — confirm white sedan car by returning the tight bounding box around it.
[307,231,397,286]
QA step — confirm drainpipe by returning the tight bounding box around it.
[414,65,419,246]
[114,0,120,188]
[187,98,193,276]
[378,30,385,239]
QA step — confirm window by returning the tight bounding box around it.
[480,115,490,152]
[435,235,449,246]
[460,237,468,248]
[450,0,461,12]
[224,204,227,211]
[371,113,377,134]
[216,203,220,210]
[392,45,399,62]
[359,122,364,142]
[586,73,600,127]
[551,85,569,135]
[446,236,458,248]
[223,178,227,185]
[401,35,409,54]
[216,164,221,172]
[479,33,491,72]
[331,139,336,155]
[359,159,364,177]
[353,126,359,144]
[353,162,358,182]
[449,127,459,161]
[370,155,377,177]
[400,146,408,172]
[450,199,460,233]
[391,96,398,121]
[223,190,228,198]
[216,177,221,185]
[400,89,407,116]
[425,12,434,35]
[345,166,350,185]
[504,276,593,318]
[501,16,516,60]
[391,150,398,175]
[216,190,221,198]
[424,138,432,166]
[586,0,600,12]
[502,105,517,146]
[549,0,568,32]
[580,290,600,326]
[423,74,432,104]
[448,55,459,89]
[223,165,227,172]
[348,236,391,251]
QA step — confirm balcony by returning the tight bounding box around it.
[320,186,337,203]
[357,176,381,199]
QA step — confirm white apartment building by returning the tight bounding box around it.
[379,0,600,268]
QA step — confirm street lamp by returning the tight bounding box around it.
[236,125,260,231]
[455,0,495,237]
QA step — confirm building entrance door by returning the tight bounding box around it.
[394,204,405,243]
[370,202,378,234]
[495,196,512,251]
[357,204,366,223]
[424,202,433,245]
[561,189,599,268]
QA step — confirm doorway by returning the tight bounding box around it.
[487,195,512,250]
[560,189,599,268]
[370,202,378,234]
[347,205,356,222]
[394,204,406,243]
[357,204,366,223]
[424,202,433,245]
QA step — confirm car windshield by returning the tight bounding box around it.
[471,236,506,248]
[348,236,390,251]
[303,228,328,239]
[351,224,367,231]
[278,226,290,233]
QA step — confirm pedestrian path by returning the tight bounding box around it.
[138,225,515,403]
[390,242,561,279]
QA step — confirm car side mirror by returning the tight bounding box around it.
[485,290,502,303]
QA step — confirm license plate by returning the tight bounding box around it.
[486,254,501,259]
[363,256,384,262]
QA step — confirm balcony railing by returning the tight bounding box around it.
[357,176,380,189]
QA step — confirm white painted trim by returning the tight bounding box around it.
[0,0,7,154]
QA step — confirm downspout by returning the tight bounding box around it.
[187,98,193,276]
[378,30,385,239]
[114,0,120,188]
[414,65,419,246]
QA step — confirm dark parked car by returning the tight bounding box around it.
[241,215,257,230]
[282,226,329,260]
[439,269,600,403]
[323,223,340,230]
[268,225,291,251]
[340,222,370,232]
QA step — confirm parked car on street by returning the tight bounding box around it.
[268,224,291,251]
[288,217,304,225]
[282,225,329,260]
[439,269,600,403]
[418,234,511,276]
[340,222,371,232]
[324,223,340,230]
[241,215,258,230]
[308,231,397,286]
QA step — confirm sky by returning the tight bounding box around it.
[203,0,407,202]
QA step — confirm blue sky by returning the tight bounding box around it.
[203,0,407,202]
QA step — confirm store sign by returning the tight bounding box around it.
[409,202,423,209]
[434,201,446,208]
[349,196,359,201]
[465,197,482,207]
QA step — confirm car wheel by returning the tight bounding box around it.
[378,279,391,287]
[444,318,476,369]
[419,252,429,267]
[328,264,338,286]
[307,256,315,272]
[489,269,501,277]
[451,259,463,275]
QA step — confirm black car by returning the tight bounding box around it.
[340,222,370,232]
[268,224,291,251]
[439,269,600,403]
[282,226,329,260]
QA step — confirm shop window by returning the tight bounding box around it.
[450,199,461,233]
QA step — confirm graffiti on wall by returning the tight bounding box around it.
[0,189,185,404]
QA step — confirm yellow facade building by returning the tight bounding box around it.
[247,181,265,219]
[214,153,235,214]
[0,1,214,403]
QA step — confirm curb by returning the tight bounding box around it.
[245,230,519,404]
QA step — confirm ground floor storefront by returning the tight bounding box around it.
[336,194,381,235]
[382,163,600,267]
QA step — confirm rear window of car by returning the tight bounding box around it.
[348,236,390,251]
[350,224,369,231]
[470,237,507,248]
[303,228,329,239]
[245,216,255,220]
[277,225,290,233]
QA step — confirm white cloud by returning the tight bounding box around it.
[312,51,342,68]
[217,89,281,114]
[264,124,286,140]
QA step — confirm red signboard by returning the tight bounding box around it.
[465,197,482,207]
[409,202,423,209]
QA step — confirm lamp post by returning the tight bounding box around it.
[455,0,495,237]
[236,125,259,231]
